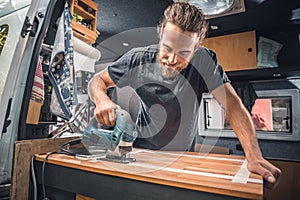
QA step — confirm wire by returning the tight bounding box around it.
[59,138,82,155]
[41,151,58,200]
[61,138,82,148]
[30,155,37,200]
[41,139,83,199]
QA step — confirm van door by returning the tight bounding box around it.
[0,0,53,185]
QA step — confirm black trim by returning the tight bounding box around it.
[33,160,243,200]
[227,66,300,82]
[18,0,64,140]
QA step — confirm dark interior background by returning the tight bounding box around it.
[87,0,300,161]
[93,0,300,71]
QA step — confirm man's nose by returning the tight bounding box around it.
[168,53,177,65]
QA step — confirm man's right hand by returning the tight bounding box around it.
[94,101,120,126]
[88,69,119,126]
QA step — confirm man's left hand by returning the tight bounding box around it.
[247,157,281,190]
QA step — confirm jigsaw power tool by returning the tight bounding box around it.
[82,108,137,163]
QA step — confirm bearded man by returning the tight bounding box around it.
[88,2,281,190]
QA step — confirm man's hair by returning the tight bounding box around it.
[157,2,208,44]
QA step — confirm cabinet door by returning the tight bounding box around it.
[264,160,300,200]
[203,31,257,71]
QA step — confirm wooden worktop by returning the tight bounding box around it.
[35,149,263,199]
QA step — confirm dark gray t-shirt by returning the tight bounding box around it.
[107,45,229,151]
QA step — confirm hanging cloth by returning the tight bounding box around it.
[49,2,77,120]
[31,56,44,103]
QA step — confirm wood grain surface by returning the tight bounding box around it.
[203,31,257,72]
[10,137,80,200]
[35,149,263,199]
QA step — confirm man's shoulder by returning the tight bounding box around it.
[124,45,158,65]
[129,44,158,54]
[195,46,217,57]
[191,46,218,67]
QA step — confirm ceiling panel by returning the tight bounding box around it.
[93,0,300,64]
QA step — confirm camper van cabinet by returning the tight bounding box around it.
[203,31,257,72]
[69,0,98,44]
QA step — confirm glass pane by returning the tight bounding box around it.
[204,96,292,134]
[0,24,9,55]
[204,98,226,129]
[251,97,291,133]
[0,0,32,18]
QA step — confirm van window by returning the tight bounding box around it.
[0,24,8,55]
[0,0,32,18]
[0,6,29,106]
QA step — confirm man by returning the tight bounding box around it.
[88,2,281,189]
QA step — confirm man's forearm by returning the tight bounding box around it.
[226,99,263,160]
[88,72,111,104]
[88,69,118,125]
[212,83,263,160]
[212,84,281,189]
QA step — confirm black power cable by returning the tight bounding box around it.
[41,151,58,200]
[40,138,82,200]
[59,138,82,155]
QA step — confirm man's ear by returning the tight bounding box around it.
[194,40,202,51]
[157,25,163,39]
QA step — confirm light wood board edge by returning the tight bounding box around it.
[10,136,80,200]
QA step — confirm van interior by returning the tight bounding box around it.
[0,0,300,199]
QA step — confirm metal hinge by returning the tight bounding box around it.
[21,15,39,38]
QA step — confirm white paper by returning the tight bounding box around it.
[257,36,283,68]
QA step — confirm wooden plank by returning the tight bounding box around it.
[72,21,98,38]
[74,5,96,20]
[76,193,96,200]
[72,21,98,44]
[10,140,32,200]
[203,31,257,71]
[73,32,96,44]
[80,0,98,11]
[194,144,230,155]
[10,137,80,200]
[35,149,263,199]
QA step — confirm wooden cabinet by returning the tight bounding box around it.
[264,159,300,200]
[69,0,99,44]
[203,31,257,72]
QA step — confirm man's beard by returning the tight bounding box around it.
[158,58,188,78]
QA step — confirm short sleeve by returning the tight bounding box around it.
[107,52,131,87]
[191,47,230,92]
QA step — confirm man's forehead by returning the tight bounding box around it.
[161,28,198,49]
[161,23,199,48]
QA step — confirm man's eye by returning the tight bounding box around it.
[179,52,190,57]
[163,47,172,52]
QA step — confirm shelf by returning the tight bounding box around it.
[72,21,98,44]
[69,0,98,44]
[74,5,95,20]
[227,66,300,81]
[80,0,98,11]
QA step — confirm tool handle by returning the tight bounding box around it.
[88,117,99,129]
[88,108,133,128]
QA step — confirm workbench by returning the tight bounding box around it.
[34,149,263,200]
